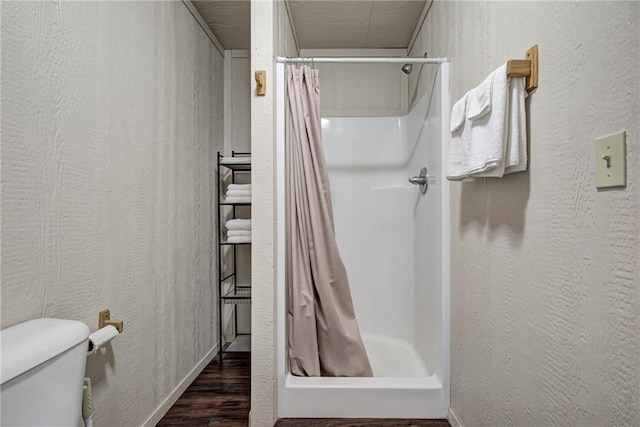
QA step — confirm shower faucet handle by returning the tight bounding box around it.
[409,167,429,195]
[409,176,426,185]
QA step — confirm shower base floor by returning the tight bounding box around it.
[281,334,444,418]
[362,334,430,377]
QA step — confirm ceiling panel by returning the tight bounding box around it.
[288,1,374,25]
[192,0,427,50]
[293,23,370,49]
[192,0,250,50]
[369,0,427,25]
[289,0,427,49]
[366,2,426,48]
[288,1,372,48]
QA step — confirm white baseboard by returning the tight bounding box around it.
[142,345,219,427]
[448,407,463,427]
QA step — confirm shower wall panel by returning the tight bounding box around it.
[321,69,448,380]
[300,49,409,117]
[408,68,446,379]
[322,116,416,345]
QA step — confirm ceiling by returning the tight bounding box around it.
[192,1,251,49]
[192,0,428,50]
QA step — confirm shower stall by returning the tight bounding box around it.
[276,58,450,418]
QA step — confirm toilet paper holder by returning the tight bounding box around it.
[98,309,124,333]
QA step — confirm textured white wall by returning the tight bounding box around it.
[229,51,252,154]
[251,0,298,425]
[410,1,640,425]
[1,1,223,425]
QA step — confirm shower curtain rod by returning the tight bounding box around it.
[276,56,448,64]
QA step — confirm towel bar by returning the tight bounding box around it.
[506,45,538,92]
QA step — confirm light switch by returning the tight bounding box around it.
[595,131,626,189]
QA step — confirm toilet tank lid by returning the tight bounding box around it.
[0,318,90,385]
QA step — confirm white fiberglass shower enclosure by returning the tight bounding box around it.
[276,60,450,418]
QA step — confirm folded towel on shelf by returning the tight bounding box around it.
[227,230,251,237]
[227,236,251,244]
[224,196,251,204]
[226,190,251,197]
[504,76,528,174]
[226,218,251,231]
[227,184,251,191]
[221,156,251,165]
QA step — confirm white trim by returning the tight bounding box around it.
[182,0,225,56]
[448,407,464,427]
[440,61,452,416]
[250,0,277,423]
[141,345,218,427]
[407,0,433,55]
[276,62,287,418]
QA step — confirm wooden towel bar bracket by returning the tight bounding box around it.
[506,45,538,92]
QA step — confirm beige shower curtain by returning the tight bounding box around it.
[285,65,373,377]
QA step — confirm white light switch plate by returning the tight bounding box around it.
[595,131,626,189]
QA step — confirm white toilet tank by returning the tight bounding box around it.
[1,318,90,427]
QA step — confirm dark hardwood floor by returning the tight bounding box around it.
[157,353,250,427]
[275,419,450,426]
[158,352,450,427]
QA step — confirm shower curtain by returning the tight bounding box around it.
[285,65,373,377]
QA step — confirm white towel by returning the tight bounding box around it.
[227,236,251,244]
[221,156,251,165]
[224,196,251,204]
[226,218,251,231]
[450,94,467,134]
[228,184,251,191]
[447,64,527,181]
[227,230,251,237]
[226,190,251,197]
[468,64,509,178]
[504,77,528,174]
[446,93,471,180]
